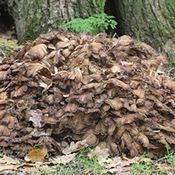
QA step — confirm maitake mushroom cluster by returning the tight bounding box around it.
[0,30,175,158]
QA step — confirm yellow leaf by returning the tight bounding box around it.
[24,148,47,163]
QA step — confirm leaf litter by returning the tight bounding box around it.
[0,30,175,173]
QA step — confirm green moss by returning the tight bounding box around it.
[20,0,49,42]
[35,0,45,5]
[18,0,106,42]
[161,2,175,40]
[130,151,175,175]
[0,38,17,61]
[166,0,175,6]
[88,0,105,13]
[22,17,48,42]
[81,0,105,16]
[132,0,142,11]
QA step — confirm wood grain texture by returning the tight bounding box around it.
[6,0,105,42]
[115,0,175,49]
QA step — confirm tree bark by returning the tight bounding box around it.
[6,0,105,42]
[1,0,174,50]
[113,0,175,50]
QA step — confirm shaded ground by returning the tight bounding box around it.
[0,148,175,175]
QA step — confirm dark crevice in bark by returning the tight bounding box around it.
[0,4,15,33]
[104,0,122,36]
[65,0,70,19]
[76,0,83,18]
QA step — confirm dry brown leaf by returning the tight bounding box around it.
[0,155,20,172]
[0,164,19,172]
[28,110,42,128]
[105,156,139,174]
[0,155,20,165]
[62,140,88,155]
[25,148,48,163]
[50,153,76,165]
[88,143,110,164]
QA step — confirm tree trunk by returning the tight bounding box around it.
[5,0,105,42]
[0,0,174,50]
[109,0,175,50]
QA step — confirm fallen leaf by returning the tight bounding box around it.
[0,155,20,172]
[105,156,139,174]
[0,155,20,164]
[62,140,88,155]
[0,164,19,172]
[50,153,76,165]
[88,143,110,164]
[25,148,48,163]
[29,110,42,128]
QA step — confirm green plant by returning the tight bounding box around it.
[130,155,153,175]
[36,166,50,175]
[75,149,107,175]
[163,43,175,79]
[54,148,107,175]
[130,151,175,175]
[33,147,107,175]
[166,48,175,67]
[164,150,175,167]
[88,0,105,13]
[62,13,117,35]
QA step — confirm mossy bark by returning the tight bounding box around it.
[5,0,105,42]
[114,0,175,49]
[1,0,174,49]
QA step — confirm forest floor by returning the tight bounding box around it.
[0,32,175,175]
[0,148,175,175]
